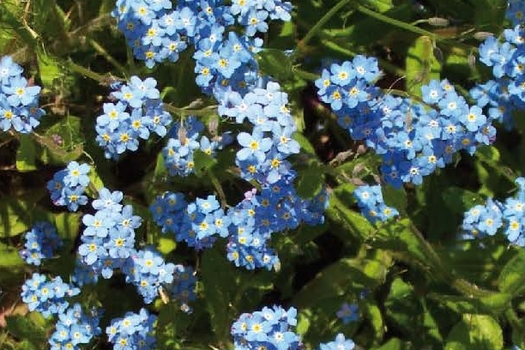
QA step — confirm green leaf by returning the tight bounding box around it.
[86,167,105,198]
[325,194,375,241]
[54,212,81,242]
[445,314,503,350]
[37,115,84,165]
[295,160,324,198]
[366,302,386,342]
[385,278,423,334]
[293,256,389,308]
[193,149,217,177]
[371,338,404,350]
[442,187,485,214]
[5,315,46,348]
[405,36,441,97]
[255,48,293,81]
[0,241,24,268]
[293,132,316,155]
[382,184,407,214]
[200,247,237,339]
[37,47,61,88]
[0,197,31,237]
[157,236,177,255]
[296,309,311,336]
[498,250,525,295]
[16,134,37,172]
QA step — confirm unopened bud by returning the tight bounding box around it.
[468,54,476,68]
[473,32,494,41]
[178,125,187,143]
[427,17,449,27]
[433,47,444,64]
[208,117,218,136]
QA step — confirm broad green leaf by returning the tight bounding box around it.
[406,36,441,97]
[157,236,177,255]
[5,315,46,348]
[445,314,503,350]
[498,250,525,295]
[54,212,81,242]
[296,309,312,336]
[382,184,407,214]
[193,149,217,177]
[37,115,84,165]
[431,291,510,315]
[361,0,394,12]
[366,302,385,342]
[256,48,293,81]
[0,241,24,268]
[86,167,105,198]
[15,340,37,350]
[442,187,485,214]
[385,278,423,334]
[473,0,507,33]
[36,48,61,88]
[200,247,237,339]
[295,160,324,198]
[375,219,428,263]
[371,338,403,350]
[16,134,37,172]
[0,197,31,237]
[293,132,316,155]
[293,256,389,307]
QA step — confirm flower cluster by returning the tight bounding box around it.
[471,19,525,129]
[150,191,218,249]
[0,55,44,133]
[353,185,399,224]
[21,273,80,318]
[156,79,327,272]
[77,187,141,278]
[506,0,525,27]
[48,303,102,350]
[19,221,63,266]
[231,305,302,350]
[336,302,359,325]
[121,247,178,304]
[462,177,525,246]
[74,187,197,306]
[220,81,301,185]
[106,308,157,350]
[111,1,291,97]
[151,184,329,271]
[316,57,496,187]
[47,161,90,211]
[164,264,197,312]
[318,333,355,350]
[95,76,171,159]
[162,116,231,177]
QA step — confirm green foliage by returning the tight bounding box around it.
[445,314,503,350]
[0,0,523,349]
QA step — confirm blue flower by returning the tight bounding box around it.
[318,333,355,350]
[336,303,359,324]
[237,129,273,163]
[19,222,62,266]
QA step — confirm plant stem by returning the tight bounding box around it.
[163,104,218,117]
[63,60,218,117]
[89,39,128,74]
[406,222,496,298]
[64,59,111,83]
[356,5,476,53]
[356,5,443,42]
[294,0,353,60]
[320,39,406,77]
